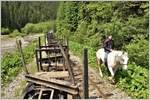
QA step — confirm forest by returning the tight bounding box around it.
[1,1,149,99]
[1,1,58,32]
[56,1,149,98]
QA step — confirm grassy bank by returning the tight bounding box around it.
[1,39,37,86]
[1,34,46,86]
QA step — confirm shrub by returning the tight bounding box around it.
[21,23,34,34]
[21,21,55,34]
[1,40,37,86]
[115,62,148,99]
[9,29,24,37]
[1,27,10,35]
[74,20,88,43]
[1,52,21,85]
[124,37,148,68]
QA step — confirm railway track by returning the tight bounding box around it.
[1,32,130,99]
[17,31,130,99]
[21,32,80,99]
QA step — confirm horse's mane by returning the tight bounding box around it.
[112,50,123,56]
[112,50,128,57]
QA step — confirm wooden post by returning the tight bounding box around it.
[45,33,47,46]
[67,94,73,100]
[38,37,42,71]
[66,38,69,54]
[83,48,89,99]
[38,37,41,49]
[16,40,29,74]
[35,50,39,71]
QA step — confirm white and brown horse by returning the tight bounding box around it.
[96,48,129,80]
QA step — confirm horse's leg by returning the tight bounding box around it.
[108,66,114,79]
[113,66,118,75]
[107,65,116,83]
[97,58,103,77]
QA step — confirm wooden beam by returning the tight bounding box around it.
[34,71,69,78]
[16,40,29,74]
[40,45,67,48]
[25,74,78,95]
[58,43,75,85]
[67,94,73,100]
[35,50,40,71]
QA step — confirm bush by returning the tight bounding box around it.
[74,20,88,43]
[115,62,148,99]
[1,52,21,85]
[9,29,25,37]
[124,37,148,68]
[1,40,37,86]
[21,21,55,34]
[1,27,10,35]
[21,23,34,34]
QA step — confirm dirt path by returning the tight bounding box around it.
[1,34,44,55]
[70,53,131,99]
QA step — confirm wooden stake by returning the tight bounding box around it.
[16,39,29,74]
[83,48,89,99]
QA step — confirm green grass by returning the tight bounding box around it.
[1,33,45,98]
[13,36,45,98]
[1,36,40,87]
[14,80,27,98]
[14,61,37,97]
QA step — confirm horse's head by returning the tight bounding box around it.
[120,52,129,70]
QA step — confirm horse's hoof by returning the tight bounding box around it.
[108,77,112,80]
[110,80,116,85]
[108,77,116,84]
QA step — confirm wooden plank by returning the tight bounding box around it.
[50,89,54,99]
[42,63,64,67]
[39,57,63,62]
[38,87,54,99]
[36,47,67,52]
[67,94,73,100]
[40,45,67,48]
[58,43,75,85]
[38,89,43,99]
[25,74,78,95]
[35,71,69,78]
[36,48,61,52]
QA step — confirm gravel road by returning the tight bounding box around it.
[1,34,44,55]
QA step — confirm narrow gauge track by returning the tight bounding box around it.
[20,32,130,99]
